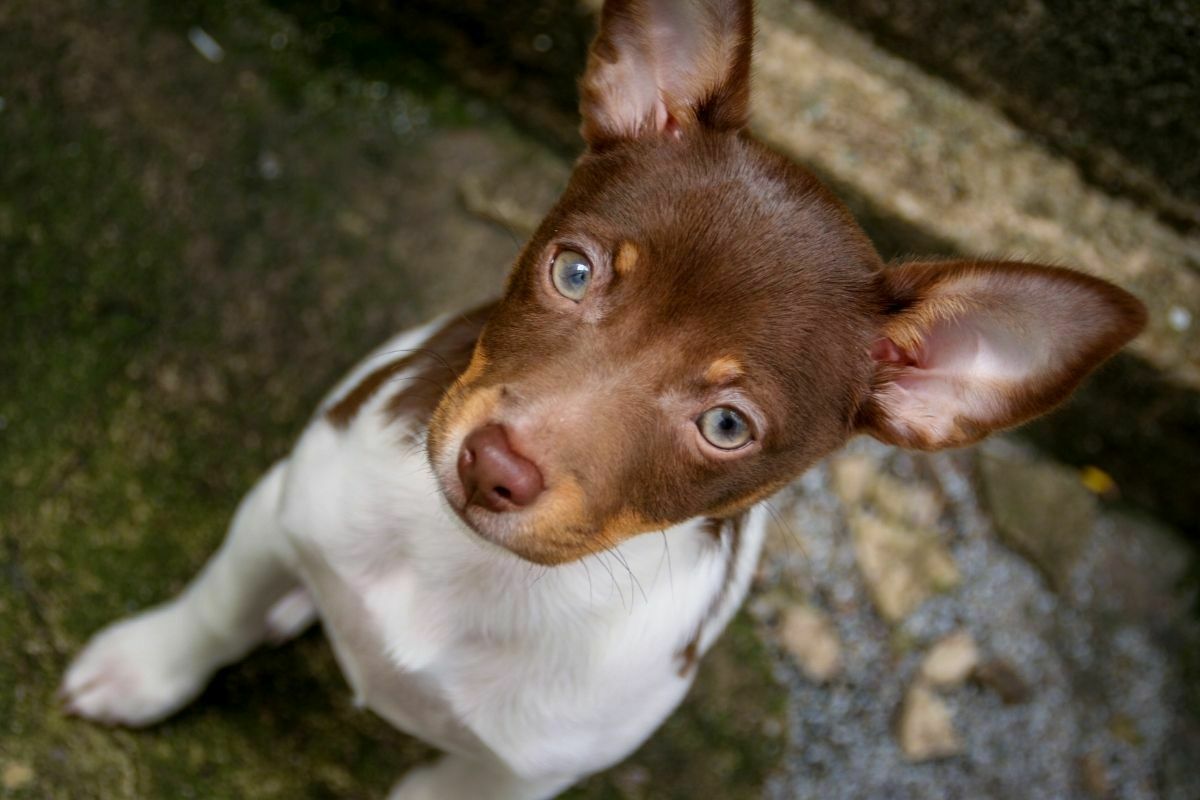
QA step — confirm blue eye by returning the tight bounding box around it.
[551,250,592,301]
[698,407,753,450]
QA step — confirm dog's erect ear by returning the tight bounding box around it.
[579,0,753,147]
[856,260,1146,451]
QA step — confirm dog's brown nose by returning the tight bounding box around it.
[457,424,544,511]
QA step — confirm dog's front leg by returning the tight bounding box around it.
[390,754,576,800]
[60,460,303,726]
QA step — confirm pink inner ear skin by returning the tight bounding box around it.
[579,0,752,146]
[871,337,919,368]
[662,112,683,139]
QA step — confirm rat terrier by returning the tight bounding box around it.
[60,0,1146,797]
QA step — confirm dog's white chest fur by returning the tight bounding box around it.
[269,323,768,778]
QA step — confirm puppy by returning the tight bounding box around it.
[60,0,1146,797]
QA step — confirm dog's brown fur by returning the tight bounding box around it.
[335,0,1144,567]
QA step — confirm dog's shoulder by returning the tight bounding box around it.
[320,300,498,434]
[278,303,496,566]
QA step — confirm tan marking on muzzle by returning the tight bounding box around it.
[527,474,588,533]
[595,508,665,548]
[507,502,665,566]
[435,384,504,458]
[458,343,489,387]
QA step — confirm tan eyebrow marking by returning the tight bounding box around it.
[704,356,744,385]
[614,240,639,275]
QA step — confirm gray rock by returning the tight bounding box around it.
[830,453,875,507]
[896,683,963,762]
[979,442,1097,590]
[851,510,960,623]
[919,632,980,689]
[779,604,843,683]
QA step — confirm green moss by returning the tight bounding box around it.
[0,0,785,796]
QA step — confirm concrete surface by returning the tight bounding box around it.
[752,0,1200,390]
[811,0,1200,233]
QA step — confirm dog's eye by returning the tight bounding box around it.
[698,407,752,450]
[551,250,592,301]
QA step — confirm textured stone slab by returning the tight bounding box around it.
[978,441,1098,589]
[753,0,1200,391]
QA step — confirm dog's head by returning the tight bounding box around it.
[426,0,1145,565]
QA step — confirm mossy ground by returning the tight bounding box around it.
[0,0,784,796]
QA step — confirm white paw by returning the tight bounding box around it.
[59,603,215,727]
[387,759,568,800]
[264,588,318,645]
[387,765,442,800]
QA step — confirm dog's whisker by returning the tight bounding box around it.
[376,346,462,379]
[382,373,453,396]
[763,499,808,568]
[659,529,675,602]
[579,556,595,607]
[592,549,624,610]
[597,533,647,610]
[529,565,551,589]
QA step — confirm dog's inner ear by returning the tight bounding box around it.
[856,260,1146,451]
[579,0,753,147]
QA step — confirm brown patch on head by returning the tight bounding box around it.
[424,133,885,565]
[416,0,884,565]
[614,240,640,276]
[705,478,792,520]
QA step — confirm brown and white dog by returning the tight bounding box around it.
[60,1,1146,797]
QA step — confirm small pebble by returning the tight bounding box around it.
[258,151,282,180]
[187,26,225,64]
[919,631,980,687]
[1167,305,1191,332]
[779,604,843,682]
[896,684,962,761]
